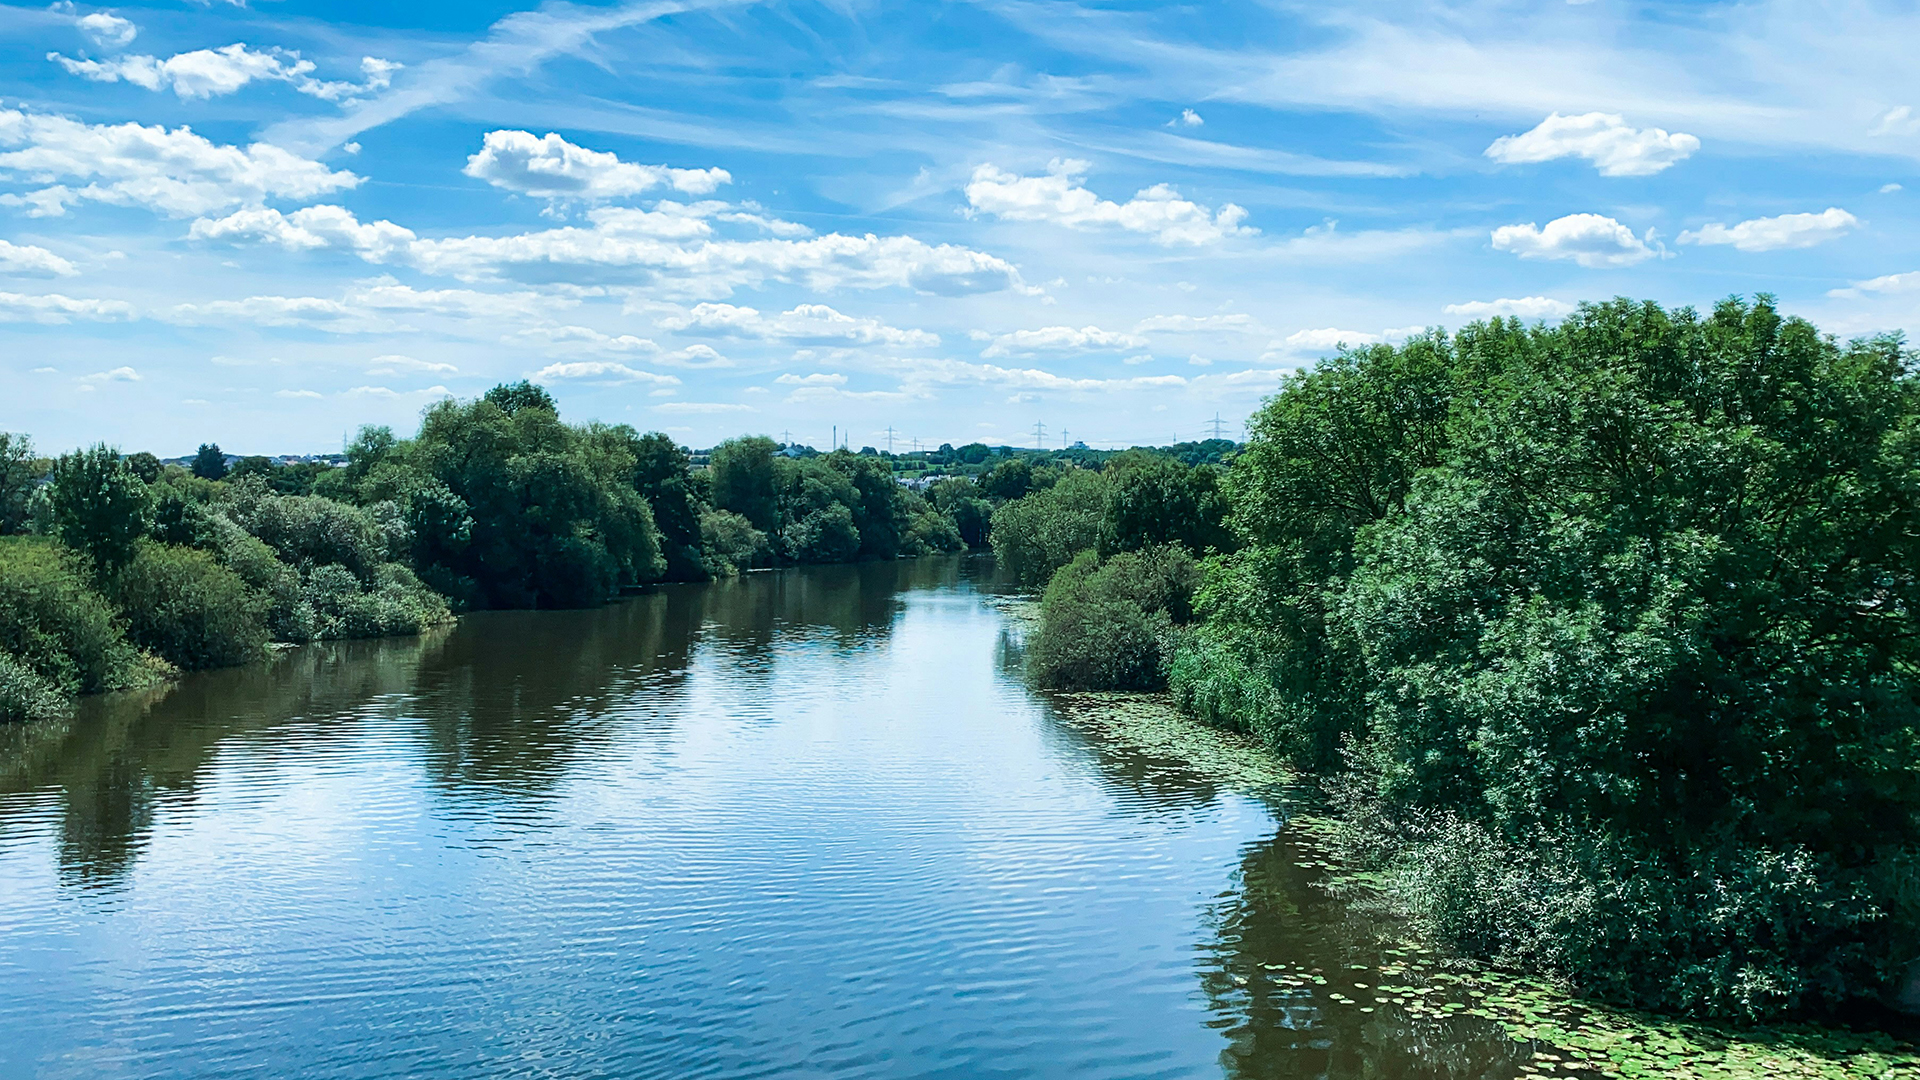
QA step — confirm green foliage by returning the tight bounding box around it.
[115,541,269,671]
[989,468,1110,587]
[1027,545,1198,690]
[1099,451,1235,557]
[0,650,67,723]
[122,451,162,484]
[483,380,556,416]
[980,457,1034,501]
[1189,296,1920,1019]
[928,477,992,547]
[626,431,708,580]
[781,501,860,563]
[0,432,36,535]
[0,536,142,695]
[44,444,153,582]
[191,443,227,480]
[699,509,766,574]
[710,436,780,532]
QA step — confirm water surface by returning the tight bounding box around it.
[0,558,1536,1079]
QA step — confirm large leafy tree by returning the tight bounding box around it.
[0,432,37,535]
[45,444,154,582]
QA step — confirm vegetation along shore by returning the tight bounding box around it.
[998,296,1920,1032]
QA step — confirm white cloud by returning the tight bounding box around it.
[167,279,568,334]
[190,203,1030,297]
[1443,296,1576,319]
[775,372,847,386]
[49,45,399,102]
[1883,183,1904,194]
[981,324,1147,357]
[966,159,1255,246]
[888,356,1189,396]
[657,302,938,347]
[1273,328,1381,353]
[74,11,137,49]
[1486,112,1699,176]
[1490,213,1656,267]
[1179,109,1203,126]
[463,130,730,200]
[367,354,458,375]
[0,107,358,217]
[0,290,134,322]
[1872,106,1920,138]
[0,240,77,277]
[80,365,138,382]
[345,384,453,399]
[275,389,323,399]
[1827,270,1920,299]
[1676,207,1858,251]
[533,360,680,385]
[653,401,755,414]
[1133,313,1263,334]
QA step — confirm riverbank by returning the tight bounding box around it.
[1049,689,1920,1080]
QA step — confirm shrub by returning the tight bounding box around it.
[116,542,269,671]
[700,509,766,574]
[782,503,860,564]
[0,536,141,694]
[0,651,68,723]
[989,468,1110,588]
[1027,545,1197,690]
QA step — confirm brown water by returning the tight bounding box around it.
[0,557,1542,1079]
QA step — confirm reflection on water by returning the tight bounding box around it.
[0,556,1538,1079]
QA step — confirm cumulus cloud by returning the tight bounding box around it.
[0,240,77,277]
[49,46,398,102]
[367,354,458,375]
[532,360,680,386]
[59,4,138,49]
[0,107,359,217]
[1827,270,1920,299]
[167,279,567,333]
[775,372,847,386]
[1272,327,1381,353]
[1677,207,1858,251]
[1132,313,1263,334]
[657,302,937,347]
[981,324,1147,357]
[1485,113,1699,177]
[79,365,138,382]
[0,290,134,322]
[1442,296,1575,319]
[966,159,1255,246]
[463,130,730,201]
[190,202,1030,297]
[1490,213,1657,268]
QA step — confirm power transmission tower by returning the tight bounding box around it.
[884,425,896,454]
[1206,413,1228,441]
[1032,420,1047,450]
[780,429,793,445]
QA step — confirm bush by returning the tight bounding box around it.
[0,536,141,694]
[990,469,1110,587]
[1027,545,1197,690]
[700,509,766,574]
[116,542,269,670]
[0,651,68,722]
[782,503,860,564]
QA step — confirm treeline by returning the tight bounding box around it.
[0,382,997,722]
[1004,297,1920,1024]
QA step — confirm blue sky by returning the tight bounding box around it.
[0,0,1915,454]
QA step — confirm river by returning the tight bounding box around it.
[0,557,1544,1079]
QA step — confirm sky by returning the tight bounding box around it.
[0,0,1915,455]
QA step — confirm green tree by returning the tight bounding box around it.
[483,380,557,416]
[45,444,154,582]
[989,468,1110,587]
[980,457,1034,501]
[0,432,36,535]
[710,436,780,532]
[122,451,162,484]
[1100,451,1234,557]
[191,443,228,480]
[116,542,269,670]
